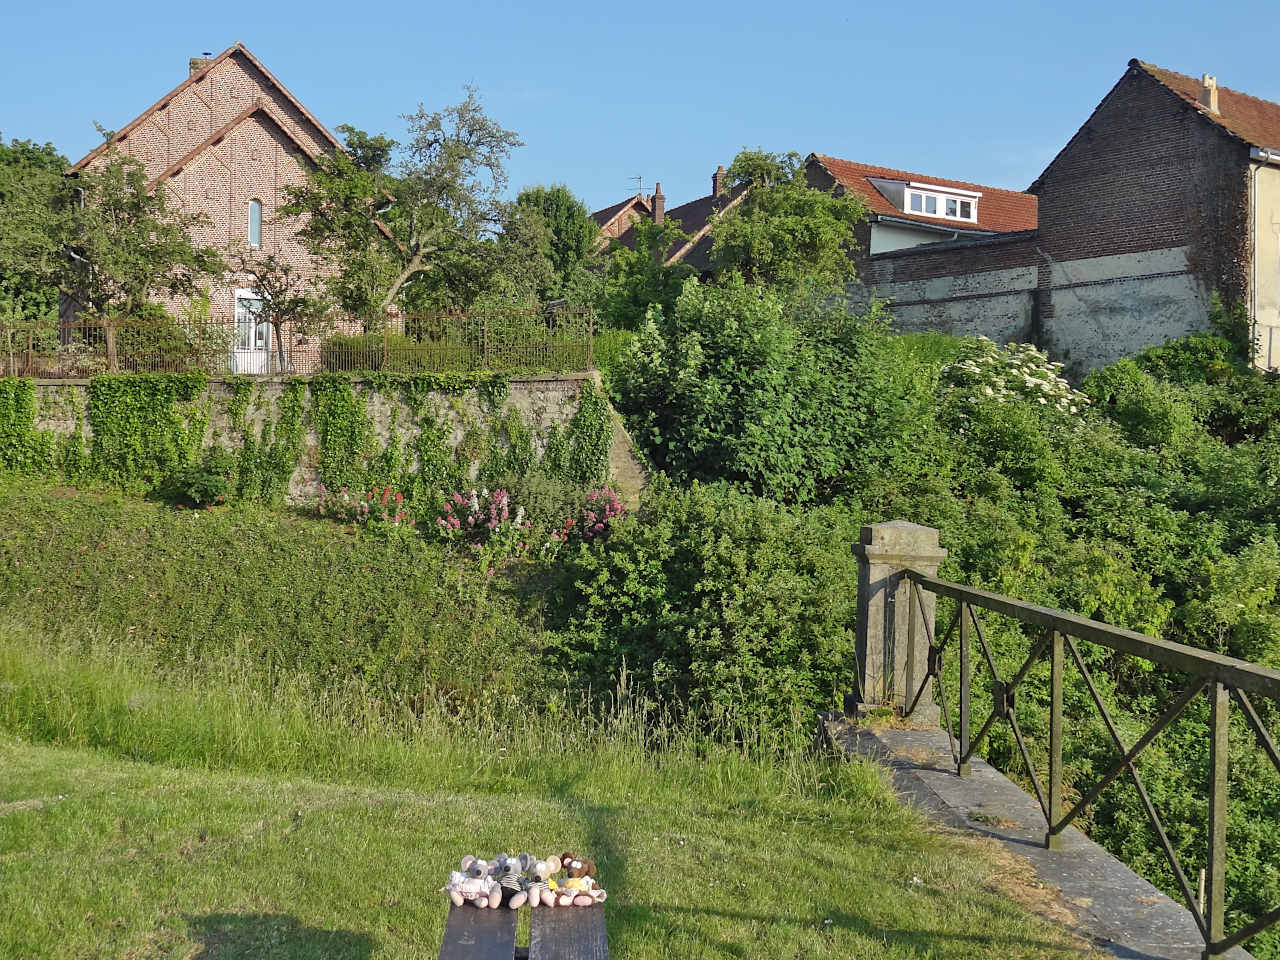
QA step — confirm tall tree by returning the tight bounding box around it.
[0,137,70,333]
[284,89,523,319]
[710,149,867,307]
[61,150,224,370]
[335,124,398,174]
[513,184,599,300]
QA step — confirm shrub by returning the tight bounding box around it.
[546,479,861,737]
[175,447,237,506]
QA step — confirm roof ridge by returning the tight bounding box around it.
[1134,59,1280,114]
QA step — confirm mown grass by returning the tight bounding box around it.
[0,623,1095,959]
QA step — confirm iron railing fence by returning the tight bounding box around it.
[1,310,596,379]
[900,568,1280,959]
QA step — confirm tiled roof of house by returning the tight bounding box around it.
[613,182,750,270]
[591,194,649,228]
[70,41,341,172]
[1134,60,1280,149]
[808,154,1039,234]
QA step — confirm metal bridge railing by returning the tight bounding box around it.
[901,568,1280,959]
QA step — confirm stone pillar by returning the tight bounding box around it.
[853,521,947,724]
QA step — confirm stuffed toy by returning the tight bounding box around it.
[525,854,562,908]
[442,855,500,908]
[555,852,607,906]
[493,852,532,909]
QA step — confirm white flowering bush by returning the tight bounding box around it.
[941,337,1089,415]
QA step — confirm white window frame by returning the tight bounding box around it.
[904,183,981,224]
[234,288,268,352]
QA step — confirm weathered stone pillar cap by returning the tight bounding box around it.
[854,520,948,561]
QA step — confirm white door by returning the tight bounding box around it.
[231,290,269,374]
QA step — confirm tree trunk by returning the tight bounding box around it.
[273,322,287,375]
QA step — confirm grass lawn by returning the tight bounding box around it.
[0,628,1095,959]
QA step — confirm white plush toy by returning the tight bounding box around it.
[442,855,500,908]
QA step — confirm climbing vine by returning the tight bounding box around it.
[0,372,621,509]
[86,374,208,487]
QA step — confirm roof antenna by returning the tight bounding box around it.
[632,175,643,197]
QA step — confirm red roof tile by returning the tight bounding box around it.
[809,154,1038,233]
[1134,60,1280,150]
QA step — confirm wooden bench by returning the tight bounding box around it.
[437,904,608,960]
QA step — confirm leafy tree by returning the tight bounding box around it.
[513,184,599,300]
[0,138,70,335]
[600,215,695,330]
[710,148,867,305]
[335,124,397,174]
[284,89,523,319]
[60,150,225,370]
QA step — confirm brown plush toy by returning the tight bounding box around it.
[555,851,606,906]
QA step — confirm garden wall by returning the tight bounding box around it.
[12,372,644,506]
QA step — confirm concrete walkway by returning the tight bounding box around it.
[822,717,1253,960]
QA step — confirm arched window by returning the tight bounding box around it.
[248,199,262,247]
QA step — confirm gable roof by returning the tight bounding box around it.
[1133,60,1280,150]
[592,193,650,229]
[809,154,1038,234]
[70,41,341,172]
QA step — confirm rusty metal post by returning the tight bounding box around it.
[587,312,595,370]
[1204,682,1230,958]
[1047,630,1064,850]
[483,315,490,369]
[382,321,390,370]
[25,329,34,376]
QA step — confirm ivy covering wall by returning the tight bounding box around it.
[0,373,615,506]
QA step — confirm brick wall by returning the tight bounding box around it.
[860,66,1254,374]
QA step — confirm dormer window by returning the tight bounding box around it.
[904,183,980,223]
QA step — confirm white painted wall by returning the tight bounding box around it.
[870,222,957,254]
[1254,164,1280,370]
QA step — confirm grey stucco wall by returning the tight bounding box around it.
[30,373,646,505]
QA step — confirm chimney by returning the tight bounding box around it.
[189,52,214,77]
[1199,74,1219,114]
[712,164,727,197]
[652,182,665,225]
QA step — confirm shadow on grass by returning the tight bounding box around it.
[185,912,376,959]
[608,903,1092,958]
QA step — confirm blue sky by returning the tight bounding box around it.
[3,0,1277,212]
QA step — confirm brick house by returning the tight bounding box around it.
[591,166,751,271]
[68,42,342,373]
[858,60,1280,373]
[591,192,651,251]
